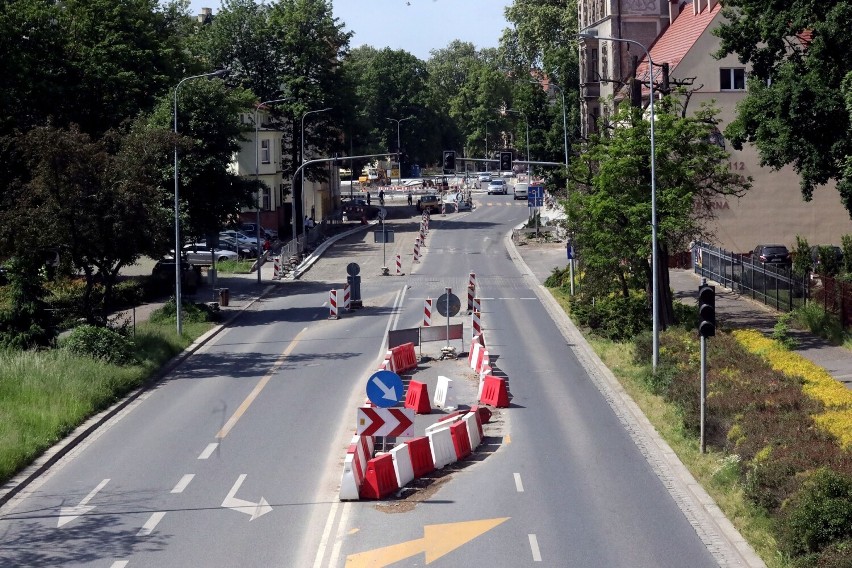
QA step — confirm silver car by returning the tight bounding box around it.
[182,244,239,265]
[487,179,507,195]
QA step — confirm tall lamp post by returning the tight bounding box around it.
[299,107,332,241]
[173,68,228,335]
[385,116,414,187]
[254,98,291,284]
[500,108,530,179]
[579,30,659,372]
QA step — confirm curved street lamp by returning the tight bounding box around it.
[173,68,228,335]
[579,30,659,372]
[254,98,292,284]
[298,107,332,242]
[385,116,414,187]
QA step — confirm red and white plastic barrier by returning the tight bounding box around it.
[472,310,481,338]
[467,272,476,312]
[339,434,375,500]
[343,282,351,311]
[433,375,455,410]
[423,298,432,327]
[413,238,421,263]
[473,296,481,314]
[329,289,339,319]
[396,254,402,275]
[273,255,281,280]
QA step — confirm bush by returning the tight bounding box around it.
[63,324,136,365]
[791,304,845,345]
[782,468,852,557]
[572,292,650,341]
[112,279,145,308]
[148,299,220,325]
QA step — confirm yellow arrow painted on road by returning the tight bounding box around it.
[345,517,510,567]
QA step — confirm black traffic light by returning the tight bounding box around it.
[698,284,715,337]
[442,150,456,172]
[499,151,513,172]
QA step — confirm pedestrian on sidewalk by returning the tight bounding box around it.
[407,192,413,206]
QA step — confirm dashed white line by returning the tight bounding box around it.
[528,534,542,561]
[198,442,218,460]
[171,474,195,493]
[110,562,129,568]
[513,472,524,492]
[137,511,166,537]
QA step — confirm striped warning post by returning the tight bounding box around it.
[473,297,481,314]
[468,272,476,290]
[396,254,402,275]
[472,310,481,338]
[413,238,421,263]
[329,289,339,319]
[467,284,475,312]
[423,298,433,327]
[343,282,351,310]
[273,255,281,280]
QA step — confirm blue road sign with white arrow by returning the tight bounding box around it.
[366,370,404,408]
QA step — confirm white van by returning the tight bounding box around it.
[513,182,529,200]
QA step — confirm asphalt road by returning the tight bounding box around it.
[0,193,756,567]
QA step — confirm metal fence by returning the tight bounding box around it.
[692,242,809,313]
[812,274,852,328]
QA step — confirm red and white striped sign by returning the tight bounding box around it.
[356,407,415,437]
[424,298,433,327]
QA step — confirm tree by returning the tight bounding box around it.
[568,98,750,327]
[714,0,852,215]
[6,124,175,324]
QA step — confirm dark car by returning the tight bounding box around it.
[810,245,843,274]
[416,194,442,213]
[342,199,380,220]
[753,244,790,264]
[150,259,201,294]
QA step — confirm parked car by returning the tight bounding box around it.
[487,179,507,195]
[513,182,529,200]
[216,235,258,259]
[810,245,843,274]
[239,223,277,241]
[753,244,791,264]
[478,172,492,183]
[220,230,260,248]
[416,194,442,213]
[342,198,380,220]
[150,259,200,294]
[182,244,239,265]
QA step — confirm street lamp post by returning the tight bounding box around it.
[298,107,332,242]
[501,108,530,179]
[385,116,414,188]
[173,68,227,335]
[579,31,659,372]
[254,98,291,284]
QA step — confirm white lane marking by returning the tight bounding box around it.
[327,501,352,568]
[110,562,129,568]
[137,511,166,537]
[312,501,340,568]
[529,534,542,561]
[58,478,110,528]
[514,472,524,492]
[198,443,218,460]
[171,474,195,493]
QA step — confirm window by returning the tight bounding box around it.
[262,187,271,210]
[261,139,270,164]
[587,49,598,82]
[720,68,745,91]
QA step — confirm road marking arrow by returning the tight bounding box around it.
[221,474,272,521]
[357,407,415,437]
[58,478,109,528]
[345,517,510,567]
[371,376,398,401]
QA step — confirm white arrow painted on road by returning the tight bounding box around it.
[372,376,398,401]
[58,478,109,527]
[221,474,272,521]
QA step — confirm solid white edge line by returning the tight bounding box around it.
[528,534,542,561]
[311,500,340,568]
[171,474,195,494]
[514,472,524,492]
[327,501,352,568]
[110,562,129,568]
[137,511,166,537]
[198,442,218,460]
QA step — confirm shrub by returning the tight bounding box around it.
[148,299,220,325]
[112,279,145,308]
[791,304,845,345]
[782,468,852,557]
[572,292,650,341]
[63,324,136,365]
[773,312,799,350]
[794,235,812,276]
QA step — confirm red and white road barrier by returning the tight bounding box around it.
[413,238,421,263]
[396,254,402,275]
[473,296,481,314]
[468,272,476,291]
[329,289,339,319]
[339,434,374,500]
[343,282,351,310]
[472,310,481,338]
[273,255,281,280]
[423,298,432,327]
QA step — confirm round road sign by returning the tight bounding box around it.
[436,292,461,317]
[347,262,360,276]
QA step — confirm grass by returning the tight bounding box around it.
[0,312,213,485]
[549,286,786,567]
[216,259,254,274]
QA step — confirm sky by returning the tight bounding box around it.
[188,0,513,61]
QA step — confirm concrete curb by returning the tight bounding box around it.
[504,231,766,568]
[290,222,374,280]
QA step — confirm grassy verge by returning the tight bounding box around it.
[0,314,213,485]
[216,259,254,274]
[549,287,785,566]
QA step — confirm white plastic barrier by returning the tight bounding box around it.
[463,411,482,448]
[468,341,482,370]
[425,415,463,436]
[389,443,415,488]
[339,453,362,500]
[433,376,456,410]
[428,426,456,469]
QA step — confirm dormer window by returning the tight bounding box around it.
[720,68,745,90]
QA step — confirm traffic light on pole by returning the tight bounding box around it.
[698,284,715,337]
[442,150,456,172]
[499,151,513,172]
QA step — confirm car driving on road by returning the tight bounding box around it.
[416,194,442,213]
[487,179,507,195]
